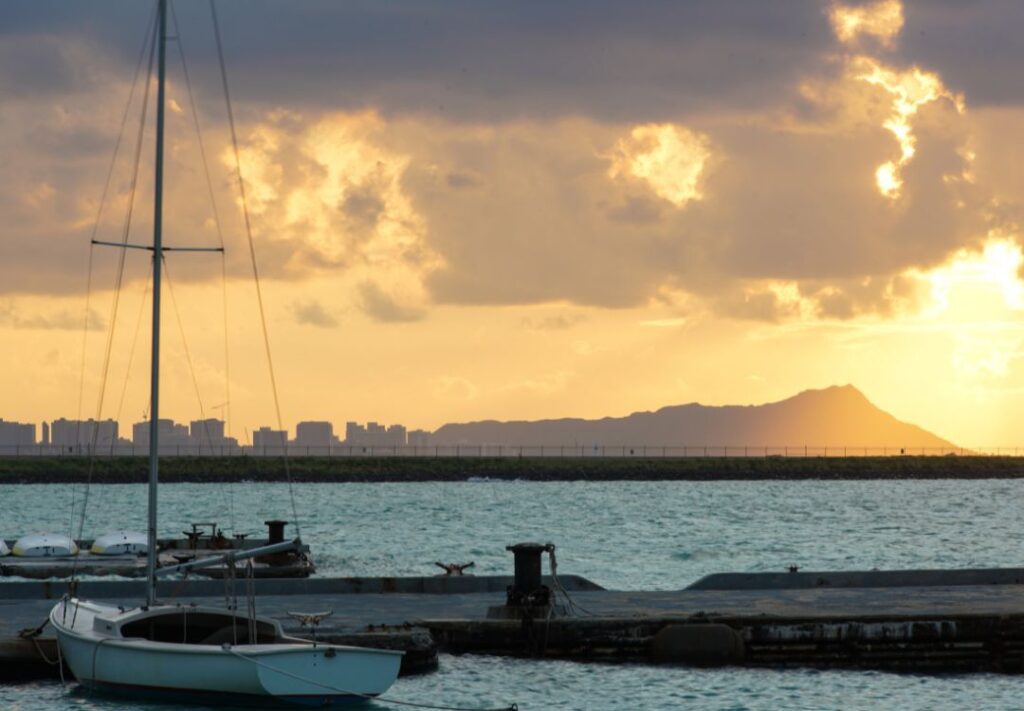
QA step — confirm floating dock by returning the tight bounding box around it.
[5,566,1024,682]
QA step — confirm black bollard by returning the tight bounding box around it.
[506,543,546,600]
[487,541,563,620]
[264,520,288,545]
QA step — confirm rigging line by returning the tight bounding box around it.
[68,3,159,545]
[161,256,214,454]
[210,0,300,538]
[75,1,159,444]
[169,0,233,443]
[75,12,160,558]
[111,259,154,450]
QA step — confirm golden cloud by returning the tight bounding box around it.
[829,0,904,48]
[608,123,711,207]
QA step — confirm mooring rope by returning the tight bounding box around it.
[226,648,517,711]
[546,545,597,618]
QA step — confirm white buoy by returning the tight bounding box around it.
[91,531,148,556]
[0,539,9,556]
[12,533,79,557]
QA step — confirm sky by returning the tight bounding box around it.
[2,0,1024,446]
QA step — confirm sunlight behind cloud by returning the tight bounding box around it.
[855,59,962,199]
[920,237,1024,316]
[829,0,904,47]
[609,124,711,207]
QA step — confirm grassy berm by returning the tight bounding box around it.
[1,456,1024,483]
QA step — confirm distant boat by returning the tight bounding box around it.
[50,1,402,704]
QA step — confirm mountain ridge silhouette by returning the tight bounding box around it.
[430,385,956,448]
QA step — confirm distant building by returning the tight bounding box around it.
[190,418,225,444]
[407,429,430,447]
[51,418,119,451]
[187,418,239,452]
[345,421,365,443]
[253,427,288,449]
[386,425,407,446]
[0,419,35,448]
[295,421,335,449]
[132,419,190,449]
[344,421,407,447]
[41,422,50,445]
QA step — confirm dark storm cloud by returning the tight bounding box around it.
[1,0,834,122]
[898,0,1024,109]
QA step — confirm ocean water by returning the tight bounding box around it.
[2,479,1024,709]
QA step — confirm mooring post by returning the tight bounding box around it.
[259,520,291,565]
[508,543,546,602]
[487,542,560,619]
[265,520,288,545]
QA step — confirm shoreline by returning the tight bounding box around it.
[1,455,1023,483]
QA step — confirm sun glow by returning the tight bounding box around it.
[829,0,904,47]
[920,237,1024,316]
[609,123,710,207]
[854,59,962,199]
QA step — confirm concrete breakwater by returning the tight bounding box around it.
[2,455,1024,483]
[7,569,1024,681]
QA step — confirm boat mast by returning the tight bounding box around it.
[146,0,168,608]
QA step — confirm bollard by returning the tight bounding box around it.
[265,520,288,545]
[507,543,548,603]
[259,520,290,565]
[487,542,563,620]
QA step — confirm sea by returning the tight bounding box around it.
[2,478,1024,710]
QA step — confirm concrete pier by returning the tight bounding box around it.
[5,569,1024,682]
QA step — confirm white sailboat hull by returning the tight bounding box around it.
[51,599,402,706]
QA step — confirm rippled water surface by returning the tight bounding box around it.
[2,479,1024,709]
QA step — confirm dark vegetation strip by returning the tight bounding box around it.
[1,456,1024,483]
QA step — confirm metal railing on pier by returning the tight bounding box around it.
[0,444,1021,458]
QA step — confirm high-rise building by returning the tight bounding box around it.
[51,418,119,451]
[253,427,288,449]
[407,429,430,447]
[386,424,407,446]
[0,419,35,447]
[132,419,190,449]
[344,421,408,446]
[295,421,334,448]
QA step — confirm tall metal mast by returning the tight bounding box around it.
[146,0,168,608]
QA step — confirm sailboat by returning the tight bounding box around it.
[49,0,403,704]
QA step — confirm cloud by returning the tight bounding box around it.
[292,299,338,328]
[356,281,426,323]
[608,124,711,207]
[0,302,105,331]
[0,0,1016,330]
[829,0,904,48]
[522,314,588,331]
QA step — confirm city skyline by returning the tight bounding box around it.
[0,415,424,448]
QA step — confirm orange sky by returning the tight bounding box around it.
[2,0,1023,446]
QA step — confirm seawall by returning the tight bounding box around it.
[1,455,1024,483]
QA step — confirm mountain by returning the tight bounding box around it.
[429,385,956,449]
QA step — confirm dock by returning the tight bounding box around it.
[5,566,1024,681]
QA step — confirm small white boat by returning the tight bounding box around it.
[12,533,78,557]
[0,538,8,556]
[51,598,402,705]
[50,2,405,705]
[91,530,148,556]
